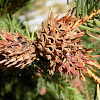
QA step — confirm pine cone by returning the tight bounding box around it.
[35,8,100,81]
[0,28,36,69]
[0,8,100,83]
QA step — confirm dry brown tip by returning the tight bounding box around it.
[87,68,100,84]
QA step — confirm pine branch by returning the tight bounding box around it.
[67,0,100,18]
[0,14,24,34]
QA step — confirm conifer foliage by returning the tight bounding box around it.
[0,0,100,100]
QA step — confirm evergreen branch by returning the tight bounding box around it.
[86,31,100,41]
[0,14,24,35]
[67,0,100,18]
[80,25,100,34]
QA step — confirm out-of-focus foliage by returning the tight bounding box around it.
[0,0,31,17]
[0,14,24,34]
[0,65,83,100]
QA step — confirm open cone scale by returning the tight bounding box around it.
[0,8,100,83]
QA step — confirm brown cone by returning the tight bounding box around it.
[0,8,100,83]
[0,28,36,69]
